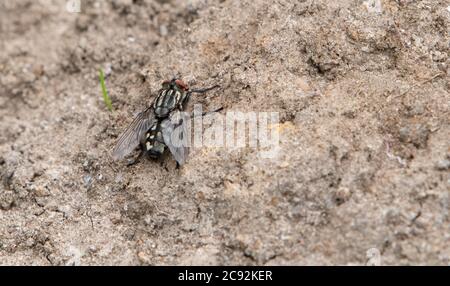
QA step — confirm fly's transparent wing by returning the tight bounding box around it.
[161,111,190,165]
[112,107,156,160]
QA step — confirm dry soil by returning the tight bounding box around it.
[0,0,449,265]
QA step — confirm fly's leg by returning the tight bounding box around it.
[201,106,223,117]
[190,106,224,119]
[189,85,220,95]
[181,85,220,107]
[126,149,145,166]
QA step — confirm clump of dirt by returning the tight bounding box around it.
[0,0,449,265]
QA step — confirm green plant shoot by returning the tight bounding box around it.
[99,68,113,111]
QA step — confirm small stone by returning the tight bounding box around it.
[34,197,48,207]
[75,15,90,32]
[137,252,150,264]
[32,65,45,77]
[83,175,93,189]
[279,161,290,168]
[159,25,168,37]
[399,124,430,148]
[406,103,425,117]
[342,110,356,119]
[110,213,122,224]
[436,159,450,171]
[364,0,383,14]
[144,215,152,226]
[115,173,124,183]
[296,77,311,93]
[25,237,36,248]
[0,191,15,210]
[34,185,50,197]
[82,160,90,171]
[104,63,112,77]
[334,187,352,205]
[123,228,136,240]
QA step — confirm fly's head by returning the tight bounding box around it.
[162,79,189,92]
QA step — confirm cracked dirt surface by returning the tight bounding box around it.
[0,0,449,265]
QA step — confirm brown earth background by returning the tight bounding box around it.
[0,0,449,265]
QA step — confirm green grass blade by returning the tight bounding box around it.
[99,68,113,111]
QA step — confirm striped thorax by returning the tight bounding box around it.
[153,79,189,118]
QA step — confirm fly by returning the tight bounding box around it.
[112,78,220,166]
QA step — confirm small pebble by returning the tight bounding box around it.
[83,175,93,188]
[436,159,450,171]
[159,25,168,37]
[104,63,112,77]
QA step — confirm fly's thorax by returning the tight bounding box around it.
[153,87,186,118]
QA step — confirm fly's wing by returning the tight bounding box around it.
[161,111,190,165]
[112,107,156,160]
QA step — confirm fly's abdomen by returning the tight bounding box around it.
[143,122,166,158]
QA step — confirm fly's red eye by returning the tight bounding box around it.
[175,79,189,91]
